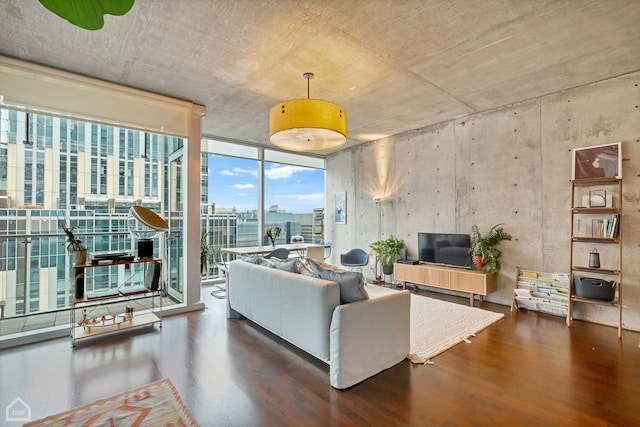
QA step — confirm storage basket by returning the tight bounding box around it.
[574,277,616,301]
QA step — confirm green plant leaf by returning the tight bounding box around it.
[469,224,511,273]
[39,0,135,30]
[369,235,404,266]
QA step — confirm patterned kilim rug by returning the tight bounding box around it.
[407,293,504,364]
[25,378,199,427]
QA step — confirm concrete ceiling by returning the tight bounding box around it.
[1,0,639,155]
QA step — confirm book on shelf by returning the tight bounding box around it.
[552,272,570,283]
[607,214,620,239]
[517,280,536,290]
[514,288,532,297]
[144,261,162,291]
[548,293,569,303]
[574,214,620,238]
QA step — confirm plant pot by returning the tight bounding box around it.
[74,249,88,265]
[382,264,394,275]
[473,255,486,267]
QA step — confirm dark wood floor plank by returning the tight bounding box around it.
[1,285,638,426]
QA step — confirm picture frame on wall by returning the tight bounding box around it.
[571,142,622,180]
[335,192,346,224]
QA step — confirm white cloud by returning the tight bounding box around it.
[274,192,324,201]
[234,167,257,176]
[233,183,254,190]
[265,165,309,180]
[219,167,257,177]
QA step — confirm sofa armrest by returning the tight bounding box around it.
[329,289,410,389]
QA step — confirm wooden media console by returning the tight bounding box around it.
[394,262,496,306]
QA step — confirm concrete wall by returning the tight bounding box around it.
[326,71,640,332]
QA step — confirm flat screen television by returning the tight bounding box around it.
[418,232,471,269]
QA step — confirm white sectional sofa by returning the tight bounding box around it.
[226,259,410,389]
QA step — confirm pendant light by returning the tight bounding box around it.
[269,73,347,152]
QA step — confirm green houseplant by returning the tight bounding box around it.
[265,226,281,247]
[369,234,405,275]
[61,221,87,264]
[200,230,211,274]
[469,224,512,273]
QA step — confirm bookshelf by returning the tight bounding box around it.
[70,258,163,346]
[567,177,622,338]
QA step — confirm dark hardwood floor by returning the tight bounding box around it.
[1,284,638,426]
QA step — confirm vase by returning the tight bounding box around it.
[382,264,394,275]
[74,249,88,266]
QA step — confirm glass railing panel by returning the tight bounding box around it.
[0,230,178,323]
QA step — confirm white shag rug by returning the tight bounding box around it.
[408,293,504,364]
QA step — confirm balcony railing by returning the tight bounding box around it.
[0,231,173,320]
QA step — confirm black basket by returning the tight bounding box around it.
[574,277,616,301]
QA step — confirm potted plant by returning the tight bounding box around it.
[61,221,87,265]
[369,234,405,275]
[200,230,211,274]
[469,224,512,273]
[265,226,281,248]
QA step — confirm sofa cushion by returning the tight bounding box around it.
[271,257,298,273]
[241,255,275,268]
[307,259,369,304]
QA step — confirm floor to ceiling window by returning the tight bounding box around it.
[263,161,325,245]
[0,56,204,347]
[0,108,184,333]
[206,154,259,248]
[200,139,326,279]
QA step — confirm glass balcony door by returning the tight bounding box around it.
[167,148,183,302]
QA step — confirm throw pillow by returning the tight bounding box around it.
[256,257,275,268]
[296,258,319,277]
[271,257,298,273]
[307,258,369,304]
[240,255,258,264]
[240,255,275,268]
[306,258,345,273]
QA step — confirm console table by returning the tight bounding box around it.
[221,243,326,261]
[394,262,497,306]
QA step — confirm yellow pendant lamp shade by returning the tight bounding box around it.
[269,73,347,152]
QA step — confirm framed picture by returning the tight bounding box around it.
[571,142,622,180]
[335,192,346,224]
[588,190,607,207]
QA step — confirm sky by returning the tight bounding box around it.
[207,155,325,214]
